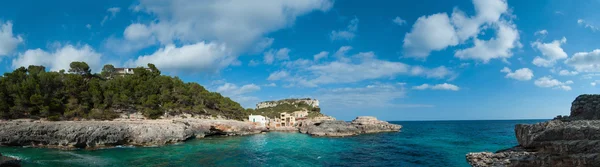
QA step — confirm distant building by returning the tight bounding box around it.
[249,115,268,127]
[115,68,152,75]
[279,112,296,127]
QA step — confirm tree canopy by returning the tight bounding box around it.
[0,62,248,120]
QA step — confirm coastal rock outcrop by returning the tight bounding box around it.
[299,116,401,137]
[466,94,600,167]
[0,119,264,149]
[0,153,20,167]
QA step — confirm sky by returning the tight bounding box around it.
[0,0,599,121]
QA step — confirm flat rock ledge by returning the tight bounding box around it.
[466,94,600,167]
[0,153,20,167]
[0,119,265,149]
[299,116,401,137]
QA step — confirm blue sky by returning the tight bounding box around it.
[0,0,599,121]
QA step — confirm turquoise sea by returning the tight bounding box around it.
[0,120,546,167]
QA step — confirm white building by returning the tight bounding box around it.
[249,115,268,127]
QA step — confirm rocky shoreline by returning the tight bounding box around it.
[466,94,600,167]
[0,116,401,149]
[0,119,266,149]
[299,116,402,137]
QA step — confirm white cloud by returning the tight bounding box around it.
[130,42,237,73]
[282,58,312,69]
[12,44,102,72]
[104,23,157,55]
[263,48,290,64]
[582,73,600,80]
[317,83,432,108]
[274,48,456,87]
[454,21,521,63]
[333,46,352,62]
[107,7,121,16]
[330,17,359,41]
[412,83,460,91]
[313,51,329,61]
[392,16,406,26]
[307,52,410,84]
[404,0,519,62]
[0,21,23,56]
[86,24,92,29]
[112,0,332,72]
[215,83,261,108]
[267,71,290,81]
[248,60,260,66]
[577,19,600,32]
[124,23,153,41]
[531,37,567,67]
[534,76,573,91]
[251,37,274,54]
[565,49,600,72]
[410,66,455,79]
[216,83,260,96]
[264,83,277,87]
[130,0,332,49]
[275,48,290,60]
[558,70,578,76]
[403,13,458,58]
[101,7,121,26]
[534,29,548,36]
[500,67,533,81]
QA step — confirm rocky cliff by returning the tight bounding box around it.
[466,94,600,167]
[299,116,401,137]
[0,119,265,149]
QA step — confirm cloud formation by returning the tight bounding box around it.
[0,21,23,56]
[403,0,520,62]
[330,17,359,41]
[534,76,573,91]
[12,44,102,72]
[500,67,534,81]
[412,83,460,91]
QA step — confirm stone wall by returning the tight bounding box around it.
[256,98,319,109]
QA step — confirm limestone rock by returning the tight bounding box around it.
[570,94,600,120]
[0,119,264,149]
[0,153,20,167]
[467,94,600,167]
[300,116,401,137]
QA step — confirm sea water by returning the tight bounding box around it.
[0,120,546,167]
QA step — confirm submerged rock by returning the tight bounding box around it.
[0,153,21,167]
[467,94,600,167]
[0,119,264,149]
[299,116,401,137]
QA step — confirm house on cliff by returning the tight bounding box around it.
[115,68,152,75]
[249,115,268,127]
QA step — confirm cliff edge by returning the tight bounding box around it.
[466,94,600,167]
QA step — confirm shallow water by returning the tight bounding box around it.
[0,120,546,167]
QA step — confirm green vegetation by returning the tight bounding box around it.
[0,61,248,120]
[247,101,322,118]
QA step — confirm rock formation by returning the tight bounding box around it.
[299,116,401,137]
[466,94,600,167]
[0,119,265,149]
[0,153,20,167]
